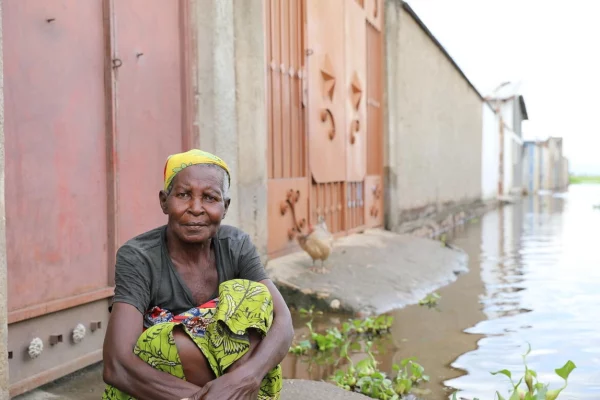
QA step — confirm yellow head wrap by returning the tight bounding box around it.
[163,149,230,191]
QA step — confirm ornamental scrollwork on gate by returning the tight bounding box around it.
[280,189,306,240]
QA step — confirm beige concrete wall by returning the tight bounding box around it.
[0,1,8,397]
[385,2,483,229]
[191,0,268,256]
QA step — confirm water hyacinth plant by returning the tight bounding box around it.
[288,314,394,355]
[331,341,430,400]
[451,344,577,400]
[418,292,441,308]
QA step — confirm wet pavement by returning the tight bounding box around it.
[267,229,468,315]
[284,184,600,399]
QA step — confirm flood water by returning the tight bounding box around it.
[283,184,600,399]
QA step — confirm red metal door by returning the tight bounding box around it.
[4,1,193,395]
[4,1,111,394]
[111,0,190,247]
[4,0,109,320]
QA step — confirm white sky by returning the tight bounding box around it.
[405,0,600,175]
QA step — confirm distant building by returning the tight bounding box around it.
[486,83,529,195]
[522,141,542,194]
[543,137,569,190]
[522,138,569,194]
[481,102,501,200]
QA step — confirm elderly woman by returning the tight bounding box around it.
[102,150,293,400]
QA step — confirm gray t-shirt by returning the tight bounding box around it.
[112,225,269,315]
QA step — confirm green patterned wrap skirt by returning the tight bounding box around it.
[102,279,283,400]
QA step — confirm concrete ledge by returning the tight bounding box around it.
[267,229,468,316]
[282,380,370,399]
[14,365,371,400]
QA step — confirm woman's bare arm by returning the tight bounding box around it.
[184,280,294,399]
[103,303,202,400]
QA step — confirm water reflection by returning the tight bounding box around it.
[448,185,600,399]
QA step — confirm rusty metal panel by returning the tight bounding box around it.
[310,181,345,234]
[8,300,110,397]
[345,0,367,182]
[266,0,306,179]
[364,175,384,227]
[267,178,310,257]
[3,0,109,312]
[367,23,384,176]
[365,0,383,31]
[113,0,186,245]
[306,0,347,183]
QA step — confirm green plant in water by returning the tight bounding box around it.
[289,315,394,355]
[298,305,323,317]
[391,356,430,396]
[305,320,346,352]
[451,344,577,400]
[288,319,348,354]
[341,315,394,336]
[288,340,312,355]
[419,292,441,308]
[440,233,448,246]
[331,341,429,400]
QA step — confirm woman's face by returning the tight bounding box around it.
[160,165,230,244]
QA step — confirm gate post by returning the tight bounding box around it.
[191,0,268,255]
[383,0,402,231]
[231,0,269,256]
[0,1,8,398]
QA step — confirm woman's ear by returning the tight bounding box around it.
[222,198,231,219]
[159,190,169,215]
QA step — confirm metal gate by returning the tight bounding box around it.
[4,1,192,395]
[266,0,384,257]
